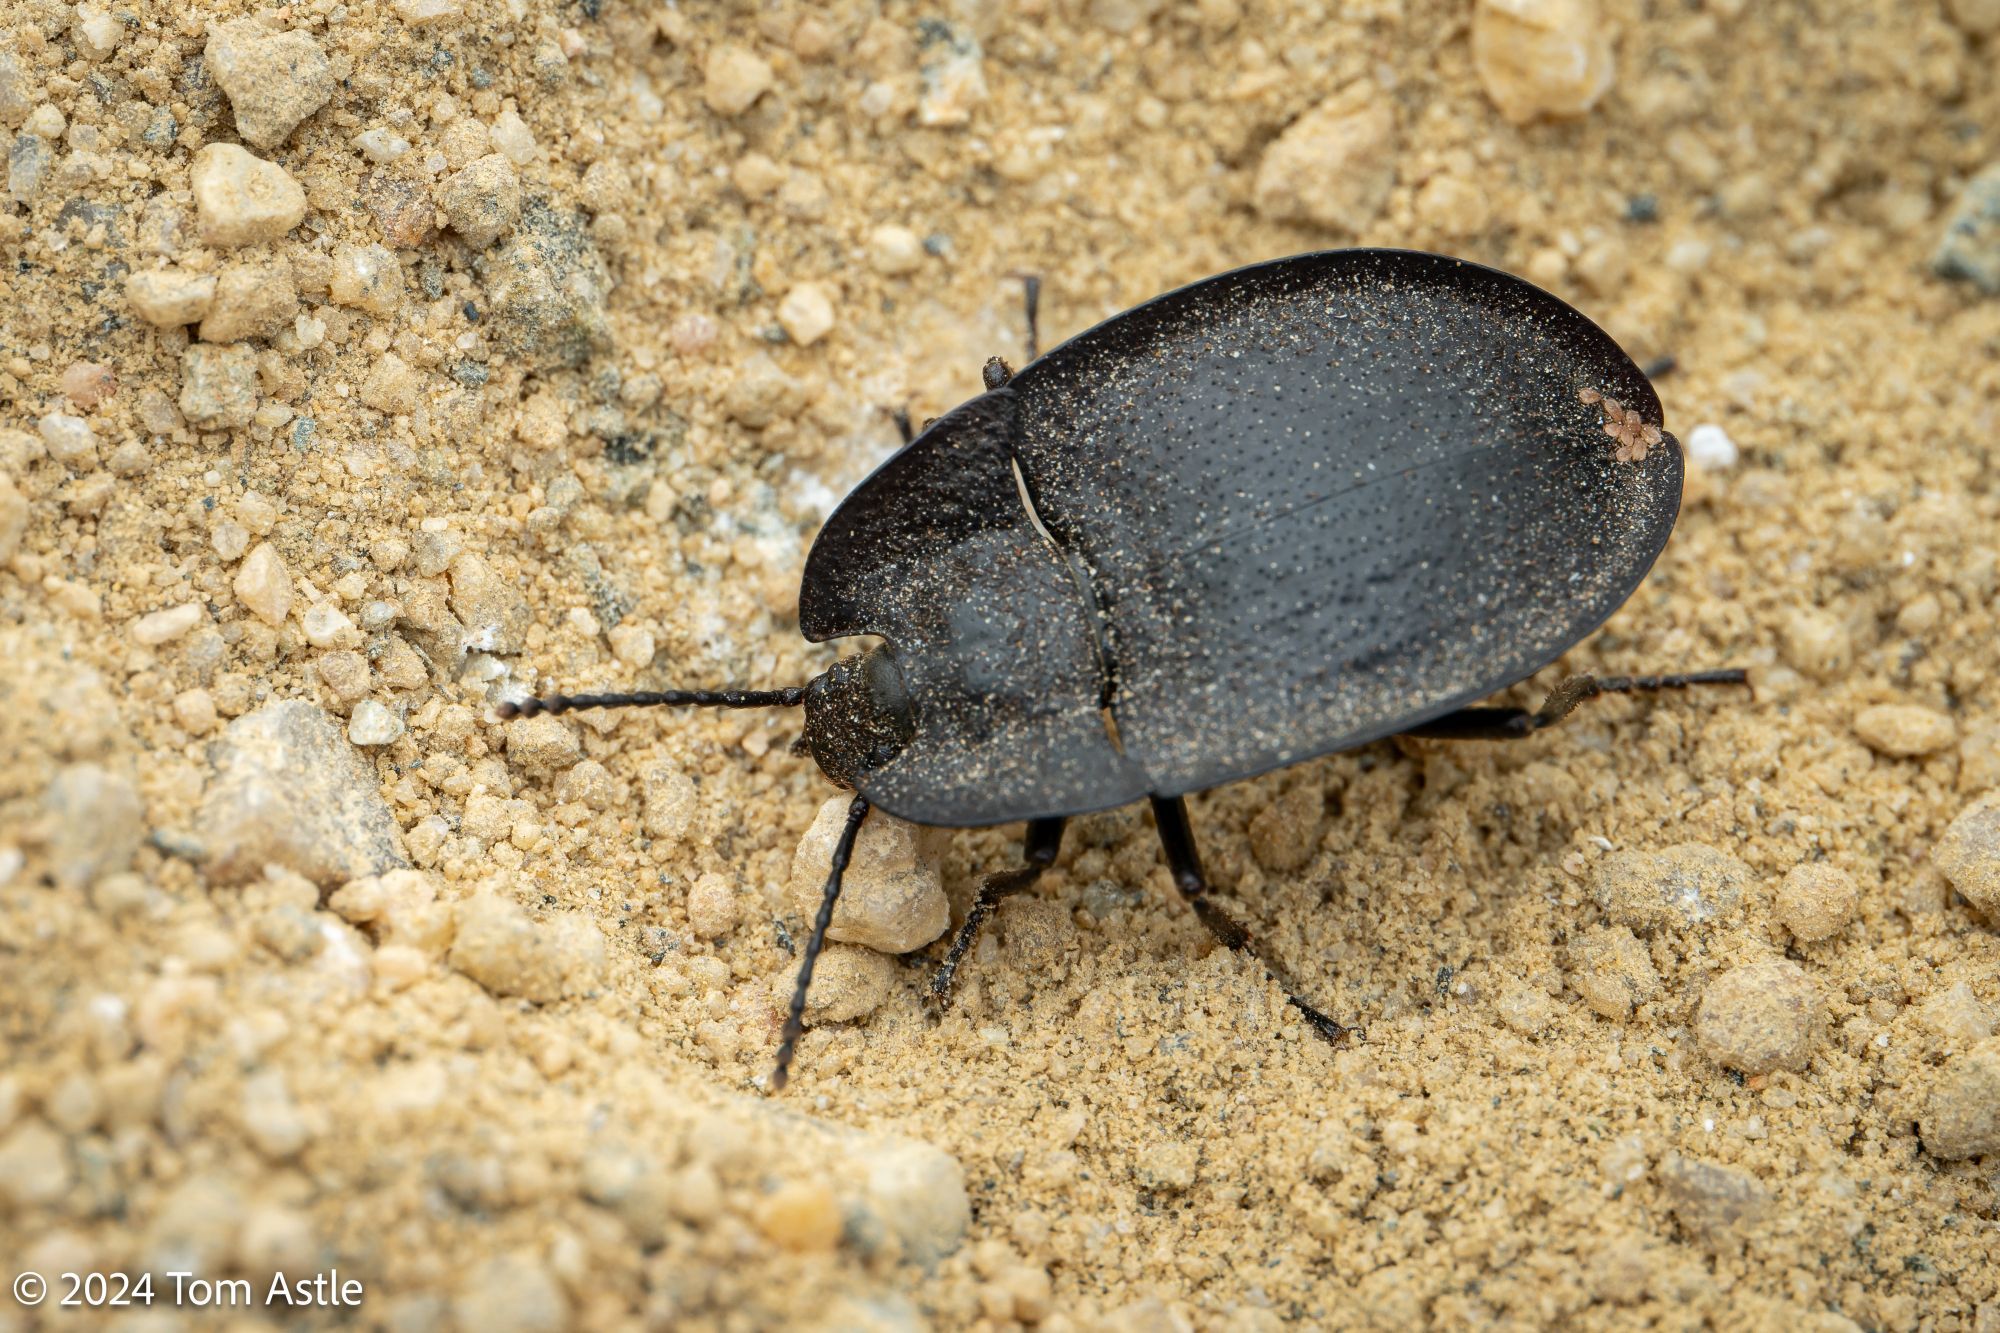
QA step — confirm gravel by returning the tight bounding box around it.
[1921,1038,2000,1159]
[233,542,293,626]
[179,343,262,430]
[1593,843,1750,932]
[1775,863,1859,942]
[205,20,335,150]
[1694,959,1822,1074]
[1252,87,1398,232]
[196,699,406,886]
[1926,801,1999,932]
[448,890,605,1003]
[788,796,950,955]
[1471,0,1615,125]
[190,145,307,247]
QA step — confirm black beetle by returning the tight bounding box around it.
[503,248,1745,1089]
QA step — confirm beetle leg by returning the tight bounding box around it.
[1399,668,1748,741]
[1148,795,1350,1045]
[929,817,1066,1007]
[771,793,871,1092]
[1014,272,1042,362]
[980,276,1045,392]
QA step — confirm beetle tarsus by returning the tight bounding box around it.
[928,817,1066,1008]
[1402,668,1748,741]
[1016,273,1042,362]
[1148,795,1344,1045]
[772,793,871,1092]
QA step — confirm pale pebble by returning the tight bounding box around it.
[1251,87,1398,233]
[607,622,655,668]
[205,19,335,149]
[1934,793,2000,919]
[191,144,307,248]
[1685,423,1739,471]
[488,110,538,165]
[179,343,261,429]
[1775,863,1858,942]
[234,542,293,626]
[1852,703,1956,757]
[1593,843,1749,931]
[440,153,522,249]
[868,224,925,275]
[504,713,582,776]
[44,763,145,890]
[1695,958,1821,1075]
[302,602,359,649]
[1921,1037,2000,1159]
[778,281,836,346]
[198,699,406,886]
[1471,0,1615,125]
[352,128,412,164]
[788,797,949,955]
[199,255,299,343]
[329,242,405,315]
[704,44,775,117]
[132,602,204,646]
[449,891,604,1002]
[38,413,98,469]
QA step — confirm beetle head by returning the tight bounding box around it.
[801,646,916,790]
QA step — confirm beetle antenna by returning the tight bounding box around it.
[497,686,805,719]
[772,793,870,1091]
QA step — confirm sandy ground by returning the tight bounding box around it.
[3,0,1999,1329]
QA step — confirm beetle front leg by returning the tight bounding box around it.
[929,817,1066,1006]
[1399,668,1748,741]
[771,793,870,1092]
[1148,795,1349,1044]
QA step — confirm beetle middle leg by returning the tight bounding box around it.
[1149,795,1350,1044]
[928,817,1066,1007]
[1399,668,1748,741]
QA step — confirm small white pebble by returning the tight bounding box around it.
[25,104,66,139]
[211,521,250,561]
[608,623,655,668]
[778,282,836,347]
[868,224,925,275]
[173,688,218,735]
[352,128,413,163]
[302,602,358,649]
[132,602,204,646]
[1686,423,1739,471]
[488,109,537,165]
[38,413,98,468]
[348,699,406,747]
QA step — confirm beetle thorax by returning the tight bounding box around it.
[802,647,916,790]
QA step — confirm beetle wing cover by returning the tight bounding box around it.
[800,390,1149,825]
[1011,249,1684,798]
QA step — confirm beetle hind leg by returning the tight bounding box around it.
[1149,795,1352,1045]
[1400,668,1748,741]
[929,817,1066,1007]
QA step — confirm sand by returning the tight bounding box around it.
[2,0,1998,1329]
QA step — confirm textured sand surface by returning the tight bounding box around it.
[2,1,1999,1330]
